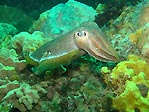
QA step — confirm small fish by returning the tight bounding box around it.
[25,22,119,74]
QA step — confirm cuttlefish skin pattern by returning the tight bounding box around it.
[26,22,119,75]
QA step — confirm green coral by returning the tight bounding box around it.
[0,23,17,49]
[0,104,10,112]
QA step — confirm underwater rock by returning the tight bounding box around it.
[30,0,97,38]
[138,24,149,59]
[0,5,34,31]
[103,0,149,60]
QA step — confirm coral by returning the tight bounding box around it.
[138,23,149,59]
[1,1,148,112]
[101,54,149,111]
[37,92,61,112]
[104,6,139,59]
[0,63,18,80]
[95,3,105,14]
[26,61,112,112]
[56,62,112,112]
[113,77,149,112]
[128,28,142,44]
[0,23,17,49]
[0,23,17,38]
[11,31,51,55]
[0,35,12,49]
[30,0,97,38]
[138,2,149,26]
[0,103,11,112]
[0,48,26,80]
[0,78,19,100]
[103,0,149,59]
[0,48,26,72]
[127,2,149,58]
[0,78,47,112]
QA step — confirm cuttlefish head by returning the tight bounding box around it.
[74,22,119,62]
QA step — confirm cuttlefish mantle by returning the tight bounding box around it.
[25,22,119,75]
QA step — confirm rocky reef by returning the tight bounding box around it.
[0,0,148,112]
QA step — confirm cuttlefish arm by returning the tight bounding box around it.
[25,22,119,75]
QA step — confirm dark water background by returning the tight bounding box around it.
[0,0,141,25]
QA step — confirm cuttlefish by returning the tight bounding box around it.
[25,22,119,75]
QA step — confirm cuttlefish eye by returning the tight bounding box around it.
[75,30,88,37]
[74,30,89,49]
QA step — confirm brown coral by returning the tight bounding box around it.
[0,48,26,72]
[11,31,51,55]
[0,78,47,112]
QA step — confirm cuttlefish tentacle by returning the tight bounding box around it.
[25,22,119,75]
[88,34,118,61]
[91,30,116,56]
